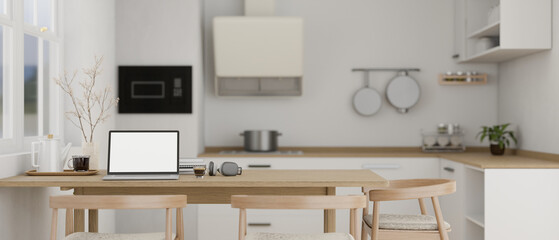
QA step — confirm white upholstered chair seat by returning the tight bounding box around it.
[245,232,355,240]
[64,232,175,240]
[363,214,451,231]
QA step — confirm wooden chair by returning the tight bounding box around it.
[361,179,456,240]
[231,195,367,240]
[49,195,187,240]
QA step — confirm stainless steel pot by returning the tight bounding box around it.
[240,130,282,152]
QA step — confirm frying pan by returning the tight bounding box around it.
[353,72,382,116]
[385,71,420,113]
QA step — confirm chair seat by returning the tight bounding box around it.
[64,232,175,240]
[363,214,451,231]
[246,232,355,240]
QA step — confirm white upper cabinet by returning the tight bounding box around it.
[454,0,551,63]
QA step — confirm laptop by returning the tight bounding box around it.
[103,130,180,180]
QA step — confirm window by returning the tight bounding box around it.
[0,0,61,154]
[0,25,4,139]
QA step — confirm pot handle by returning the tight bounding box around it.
[31,141,40,168]
[239,133,244,136]
[277,132,282,136]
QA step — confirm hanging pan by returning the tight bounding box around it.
[385,71,420,113]
[353,71,382,116]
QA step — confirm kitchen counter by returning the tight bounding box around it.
[199,147,559,169]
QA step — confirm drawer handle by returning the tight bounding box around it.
[443,167,455,172]
[248,164,272,168]
[248,222,272,227]
[362,164,400,169]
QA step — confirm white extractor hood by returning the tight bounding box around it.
[213,14,303,96]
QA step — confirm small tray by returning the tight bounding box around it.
[25,169,99,176]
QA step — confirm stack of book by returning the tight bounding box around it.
[179,158,205,174]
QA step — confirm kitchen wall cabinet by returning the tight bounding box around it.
[198,157,439,240]
[454,0,551,63]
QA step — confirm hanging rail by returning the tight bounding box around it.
[351,68,421,73]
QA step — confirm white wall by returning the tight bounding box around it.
[63,0,117,172]
[115,0,204,158]
[497,2,558,154]
[0,154,67,239]
[203,0,499,148]
[114,0,203,238]
[63,0,117,234]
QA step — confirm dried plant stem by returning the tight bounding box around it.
[54,56,119,143]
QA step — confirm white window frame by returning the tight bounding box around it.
[0,0,63,154]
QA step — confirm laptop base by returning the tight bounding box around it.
[102,174,179,181]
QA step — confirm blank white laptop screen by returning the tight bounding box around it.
[108,131,178,173]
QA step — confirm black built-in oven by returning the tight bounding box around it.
[118,66,192,113]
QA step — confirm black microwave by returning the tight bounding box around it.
[118,66,192,113]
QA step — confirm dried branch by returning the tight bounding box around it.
[54,56,118,143]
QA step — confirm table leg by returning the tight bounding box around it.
[73,188,85,232]
[74,209,85,232]
[324,187,336,233]
[89,209,98,232]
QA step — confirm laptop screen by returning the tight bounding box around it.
[108,131,179,174]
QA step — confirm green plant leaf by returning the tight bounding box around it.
[508,131,517,144]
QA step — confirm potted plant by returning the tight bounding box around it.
[476,123,517,155]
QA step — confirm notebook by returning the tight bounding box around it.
[102,130,180,180]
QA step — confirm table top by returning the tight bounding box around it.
[0,169,388,188]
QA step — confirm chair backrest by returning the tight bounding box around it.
[49,195,187,240]
[50,195,187,209]
[231,195,367,240]
[365,179,455,201]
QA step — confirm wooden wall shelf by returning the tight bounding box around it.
[438,74,487,85]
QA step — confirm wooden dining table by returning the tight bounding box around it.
[0,169,387,235]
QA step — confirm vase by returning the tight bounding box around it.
[490,144,505,156]
[82,142,99,170]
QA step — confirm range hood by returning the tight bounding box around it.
[213,9,303,96]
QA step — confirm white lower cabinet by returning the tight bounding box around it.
[439,159,465,240]
[198,157,439,240]
[438,161,559,240]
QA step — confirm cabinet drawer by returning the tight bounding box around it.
[198,204,322,240]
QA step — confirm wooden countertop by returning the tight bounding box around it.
[200,147,559,169]
[0,169,388,188]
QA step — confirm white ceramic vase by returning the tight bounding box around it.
[82,142,98,170]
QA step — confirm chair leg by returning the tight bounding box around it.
[176,208,184,240]
[431,197,449,240]
[166,208,172,240]
[350,208,360,240]
[51,208,58,240]
[418,198,428,215]
[371,202,380,240]
[361,222,368,240]
[239,208,246,240]
[356,208,362,240]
